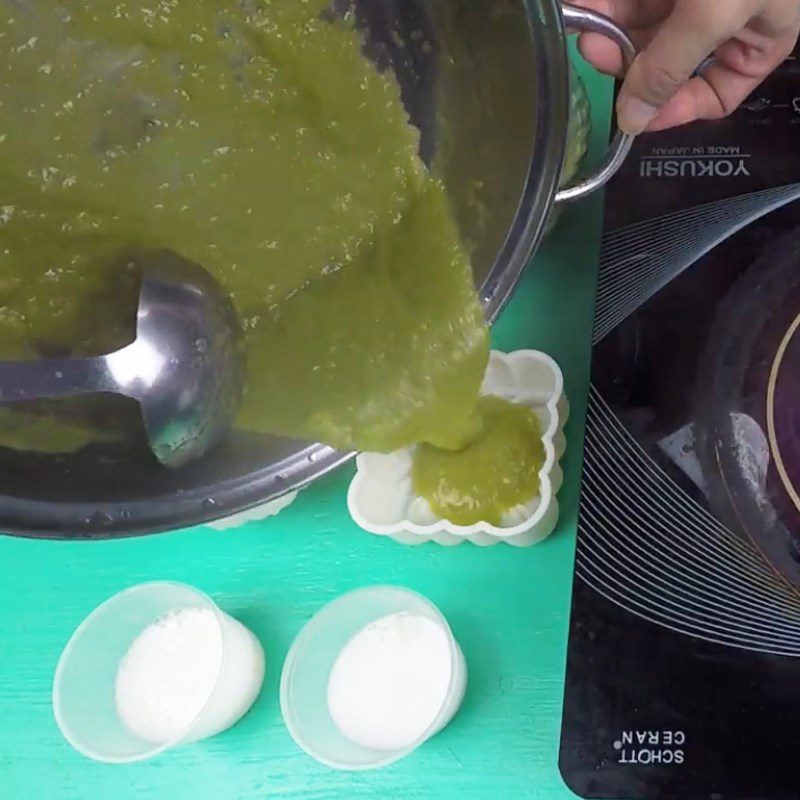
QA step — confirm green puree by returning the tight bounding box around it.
[412,396,545,527]
[0,0,487,452]
[0,0,546,524]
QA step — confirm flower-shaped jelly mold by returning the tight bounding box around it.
[347,350,568,547]
[205,491,299,531]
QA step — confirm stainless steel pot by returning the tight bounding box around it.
[2,1,633,538]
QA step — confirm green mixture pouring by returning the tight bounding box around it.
[0,0,545,523]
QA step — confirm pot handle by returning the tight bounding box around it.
[555,4,637,204]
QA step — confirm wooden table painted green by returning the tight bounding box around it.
[0,60,611,800]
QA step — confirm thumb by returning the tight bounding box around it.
[616,2,751,134]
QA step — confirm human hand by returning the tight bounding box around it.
[568,0,800,134]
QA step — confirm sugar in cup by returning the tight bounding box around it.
[53,581,264,763]
[280,585,467,770]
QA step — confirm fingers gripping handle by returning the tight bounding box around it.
[556,4,637,204]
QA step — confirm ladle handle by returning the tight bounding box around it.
[556,4,637,204]
[0,355,116,402]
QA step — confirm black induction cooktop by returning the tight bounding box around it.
[560,44,800,800]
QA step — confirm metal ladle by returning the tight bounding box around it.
[0,250,244,468]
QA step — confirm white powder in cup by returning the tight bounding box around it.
[115,607,223,744]
[326,612,453,751]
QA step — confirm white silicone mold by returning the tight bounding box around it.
[347,350,568,547]
[206,491,299,531]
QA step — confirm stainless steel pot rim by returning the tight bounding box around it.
[1,1,635,538]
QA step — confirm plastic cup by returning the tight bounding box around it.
[53,581,265,763]
[280,585,467,770]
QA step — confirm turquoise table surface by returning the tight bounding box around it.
[0,56,612,800]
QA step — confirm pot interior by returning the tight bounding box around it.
[0,0,567,537]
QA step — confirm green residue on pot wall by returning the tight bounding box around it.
[0,0,488,453]
[0,0,549,527]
